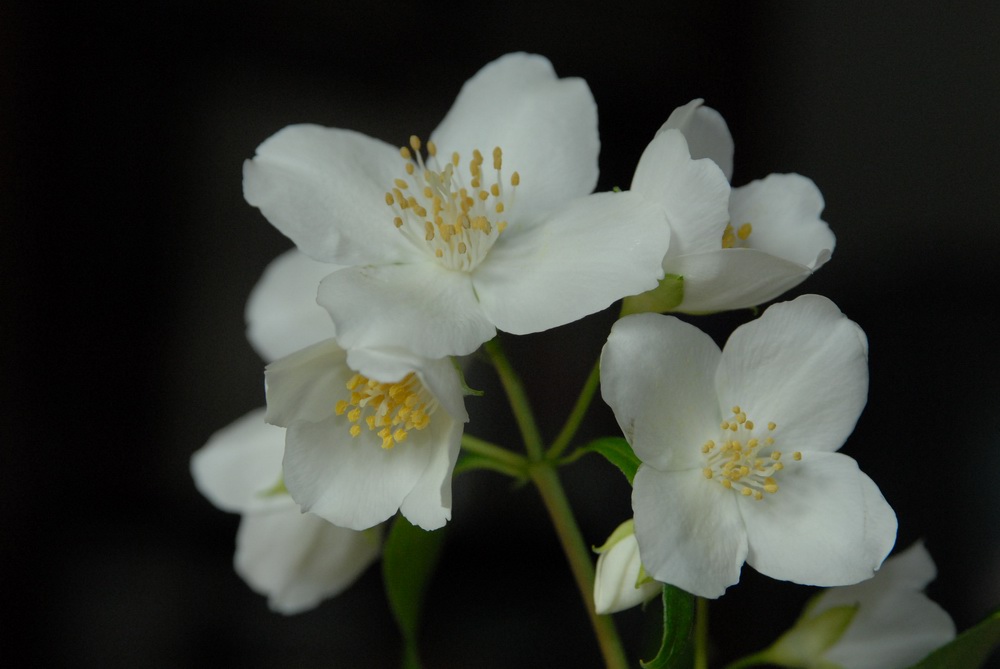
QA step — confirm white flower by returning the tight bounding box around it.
[765,542,956,669]
[600,295,897,598]
[243,52,675,358]
[265,338,468,531]
[191,409,382,614]
[626,99,835,314]
[593,519,661,614]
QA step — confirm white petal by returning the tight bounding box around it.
[739,452,896,587]
[191,408,286,513]
[398,418,463,530]
[245,249,337,362]
[601,314,721,471]
[630,129,731,256]
[235,509,382,614]
[632,466,747,598]
[716,295,869,453]
[594,531,661,614]
[665,248,813,313]
[659,100,735,182]
[244,125,417,265]
[473,192,669,336]
[729,173,834,269]
[282,411,454,531]
[430,53,599,218]
[318,263,496,358]
[264,339,350,427]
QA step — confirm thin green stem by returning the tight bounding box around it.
[483,337,545,461]
[694,597,709,669]
[460,434,528,470]
[547,357,601,460]
[529,463,629,669]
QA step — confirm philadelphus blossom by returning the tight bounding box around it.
[593,519,661,614]
[265,339,468,532]
[600,295,897,598]
[624,99,835,314]
[243,52,676,358]
[191,409,382,614]
[762,542,956,669]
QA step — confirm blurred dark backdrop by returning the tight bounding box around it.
[5,2,1000,667]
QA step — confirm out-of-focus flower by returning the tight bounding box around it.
[760,542,956,669]
[624,99,834,314]
[265,339,467,531]
[243,52,674,358]
[600,295,896,598]
[191,409,382,614]
[593,519,661,614]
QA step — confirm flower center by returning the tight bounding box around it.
[333,372,438,450]
[384,135,518,272]
[701,406,800,500]
[721,222,753,249]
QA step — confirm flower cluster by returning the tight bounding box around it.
[188,50,958,668]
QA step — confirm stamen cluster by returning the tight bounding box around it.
[701,406,799,500]
[384,135,519,272]
[334,372,438,450]
[721,222,753,249]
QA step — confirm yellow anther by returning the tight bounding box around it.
[722,224,736,248]
[732,406,741,414]
[721,421,730,430]
[409,135,421,151]
[745,420,754,430]
[400,146,412,160]
[737,413,747,424]
[738,223,752,240]
[490,183,500,197]
[349,424,361,437]
[511,171,520,186]
[424,222,434,241]
[771,451,782,460]
[451,152,460,166]
[394,216,403,228]
[703,468,713,479]
[394,178,408,190]
[393,429,408,443]
[793,452,802,461]
[721,479,732,489]
[492,147,502,170]
[347,374,363,390]
[385,192,395,206]
[754,490,764,500]
[472,149,483,163]
[741,488,753,497]
[347,407,361,423]
[767,422,777,431]
[405,162,415,175]
[495,203,505,213]
[498,221,507,233]
[478,190,489,201]
[426,140,437,156]
[765,436,775,445]
[458,242,467,254]
[435,249,443,257]
[334,400,349,415]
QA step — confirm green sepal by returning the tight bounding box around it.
[257,477,288,497]
[621,274,685,316]
[641,584,695,669]
[907,608,1000,669]
[581,436,641,486]
[382,515,446,669]
[451,356,484,396]
[760,602,858,669]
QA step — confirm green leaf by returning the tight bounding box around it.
[581,436,641,485]
[908,608,1000,669]
[382,515,446,669]
[642,584,696,668]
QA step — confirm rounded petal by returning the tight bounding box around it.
[633,466,747,598]
[594,530,661,614]
[398,418,463,530]
[265,338,350,427]
[729,173,834,269]
[282,408,457,531]
[191,408,286,513]
[601,314,721,471]
[473,191,669,336]
[630,129,731,256]
[235,509,382,614]
[739,451,896,587]
[245,249,337,362]
[716,295,869,454]
[664,248,813,313]
[659,100,735,182]
[430,53,599,218]
[318,263,496,358]
[243,125,417,265]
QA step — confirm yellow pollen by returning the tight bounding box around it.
[793,452,802,461]
[768,422,777,431]
[386,136,519,272]
[702,407,788,500]
[334,371,437,450]
[738,223,752,240]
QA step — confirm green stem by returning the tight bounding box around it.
[547,357,601,460]
[529,463,629,669]
[483,337,545,461]
[694,597,709,669]
[460,434,528,470]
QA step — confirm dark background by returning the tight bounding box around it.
[5,2,1000,667]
